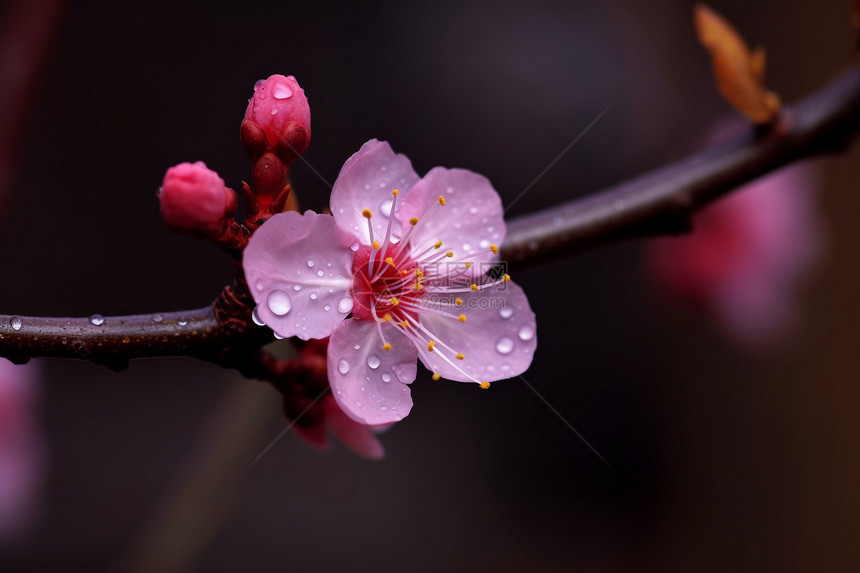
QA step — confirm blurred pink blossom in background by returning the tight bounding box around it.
[0,359,45,543]
[647,162,823,345]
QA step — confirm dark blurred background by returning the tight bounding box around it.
[0,0,859,571]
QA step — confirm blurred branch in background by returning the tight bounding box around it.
[0,0,65,219]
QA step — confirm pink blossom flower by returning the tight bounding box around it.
[284,338,385,459]
[647,163,823,344]
[244,74,311,153]
[159,161,236,233]
[244,140,537,425]
[0,359,45,541]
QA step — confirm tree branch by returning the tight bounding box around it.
[502,56,860,265]
[2,56,860,367]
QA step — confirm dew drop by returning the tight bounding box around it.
[89,314,104,326]
[274,332,285,340]
[479,239,490,249]
[251,307,265,326]
[499,307,514,319]
[380,199,393,217]
[350,241,360,252]
[267,290,292,316]
[153,314,164,323]
[307,259,315,268]
[324,305,331,311]
[10,316,22,331]
[495,336,514,355]
[337,297,354,314]
[380,405,389,411]
[337,359,350,374]
[367,355,381,369]
[354,345,361,350]
[316,270,324,277]
[178,320,188,326]
[355,401,362,407]
[518,325,535,341]
[255,281,264,291]
[270,109,278,115]
[382,373,391,383]
[310,293,317,300]
[293,285,302,291]
[253,79,265,91]
[272,82,293,99]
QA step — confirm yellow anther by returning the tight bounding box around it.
[455,353,465,360]
[470,284,478,291]
[392,189,399,196]
[382,343,392,351]
[401,269,409,275]
[427,341,436,352]
[490,244,498,254]
[438,196,446,206]
[415,269,424,278]
[434,240,443,249]
[455,298,463,306]
[398,320,410,328]
[409,217,419,226]
[382,313,392,322]
[414,282,424,291]
[458,314,467,323]
[384,256,395,267]
[502,274,511,283]
[372,241,380,250]
[465,262,472,269]
[479,381,491,390]
[389,297,400,306]
[362,208,372,219]
[432,373,441,381]
[445,250,454,258]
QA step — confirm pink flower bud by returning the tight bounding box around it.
[159,161,235,234]
[243,75,311,158]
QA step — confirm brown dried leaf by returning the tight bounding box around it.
[694,4,781,124]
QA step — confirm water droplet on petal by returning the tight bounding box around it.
[272,82,293,99]
[253,79,265,91]
[337,297,354,314]
[271,109,278,116]
[10,316,22,331]
[350,241,360,252]
[267,290,292,316]
[380,405,389,411]
[337,359,350,374]
[495,336,514,355]
[355,401,362,407]
[310,293,317,300]
[293,285,302,291]
[499,307,514,319]
[382,373,391,383]
[367,355,381,369]
[316,270,324,277]
[354,345,361,350]
[89,314,104,326]
[324,305,330,311]
[380,199,393,217]
[251,307,265,326]
[307,260,315,268]
[518,325,534,341]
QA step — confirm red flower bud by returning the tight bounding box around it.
[243,75,311,164]
[159,161,235,234]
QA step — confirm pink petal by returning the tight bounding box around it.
[322,396,385,459]
[327,319,417,425]
[397,167,505,264]
[417,281,536,383]
[330,139,420,245]
[244,210,355,341]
